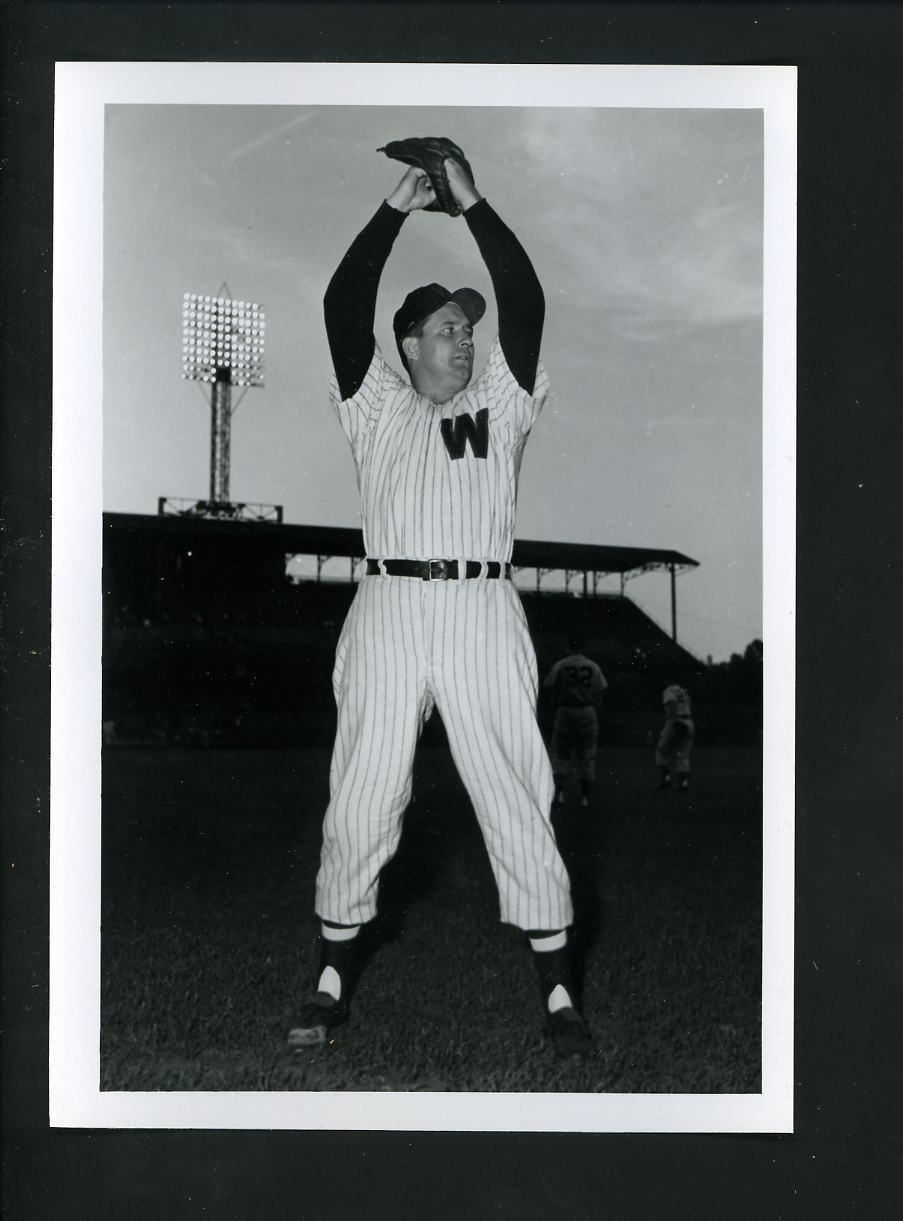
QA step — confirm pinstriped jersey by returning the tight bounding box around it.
[332,336,549,561]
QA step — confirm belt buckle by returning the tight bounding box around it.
[427,558,449,581]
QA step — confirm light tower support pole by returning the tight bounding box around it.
[210,368,232,503]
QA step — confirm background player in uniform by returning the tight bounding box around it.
[655,680,695,791]
[287,146,591,1060]
[542,632,608,809]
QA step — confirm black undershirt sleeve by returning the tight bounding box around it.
[463,198,545,394]
[323,201,407,401]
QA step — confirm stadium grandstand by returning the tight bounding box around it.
[102,511,704,748]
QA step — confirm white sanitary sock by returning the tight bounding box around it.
[317,965,342,1001]
[547,983,573,1014]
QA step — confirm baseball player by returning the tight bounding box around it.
[286,148,591,1060]
[655,680,695,791]
[542,633,608,809]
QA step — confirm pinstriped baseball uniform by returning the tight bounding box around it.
[335,337,542,559]
[315,195,573,933]
[317,339,571,928]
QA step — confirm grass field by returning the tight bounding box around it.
[100,743,762,1094]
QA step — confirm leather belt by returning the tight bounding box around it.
[366,558,511,581]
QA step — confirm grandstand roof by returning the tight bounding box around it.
[106,512,697,578]
[510,538,697,576]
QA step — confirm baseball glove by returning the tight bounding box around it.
[670,719,690,741]
[377,137,474,217]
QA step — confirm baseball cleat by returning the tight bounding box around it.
[287,992,349,1050]
[546,1006,592,1061]
[580,796,589,809]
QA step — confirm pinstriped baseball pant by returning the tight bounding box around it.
[315,574,574,930]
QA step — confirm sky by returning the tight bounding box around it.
[103,102,765,662]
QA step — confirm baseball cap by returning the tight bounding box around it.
[393,283,486,358]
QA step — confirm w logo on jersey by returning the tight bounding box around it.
[440,408,489,460]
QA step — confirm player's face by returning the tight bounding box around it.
[407,303,474,398]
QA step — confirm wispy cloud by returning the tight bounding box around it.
[222,110,318,162]
[506,108,762,335]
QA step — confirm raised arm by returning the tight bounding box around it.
[323,168,435,400]
[445,159,546,394]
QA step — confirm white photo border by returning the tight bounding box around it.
[50,60,796,1132]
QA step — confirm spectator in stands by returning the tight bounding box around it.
[542,633,608,809]
[655,680,695,791]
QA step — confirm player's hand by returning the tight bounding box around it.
[444,157,483,212]
[386,166,436,213]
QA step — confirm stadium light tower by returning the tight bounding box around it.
[158,288,282,522]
